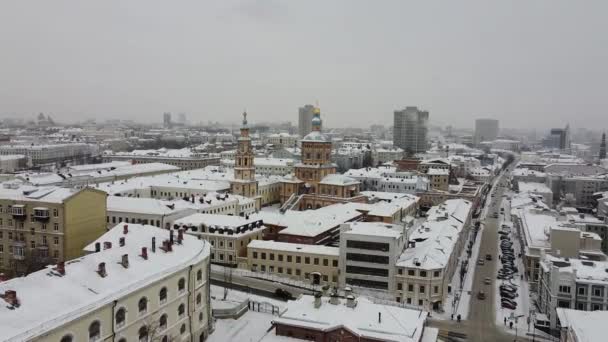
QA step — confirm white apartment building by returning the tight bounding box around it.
[221,157,294,176]
[0,223,212,342]
[512,168,547,183]
[106,192,257,229]
[0,155,26,172]
[344,167,429,194]
[263,133,299,147]
[395,199,472,311]
[538,254,608,330]
[246,240,339,286]
[339,222,406,293]
[372,147,404,166]
[511,194,606,291]
[0,143,98,167]
[104,148,220,170]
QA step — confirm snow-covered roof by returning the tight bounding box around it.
[255,204,363,238]
[107,196,197,215]
[301,131,330,143]
[273,295,427,342]
[427,168,449,176]
[513,204,557,249]
[557,308,608,342]
[1,223,210,341]
[174,213,264,233]
[247,240,339,256]
[319,174,359,186]
[0,184,88,203]
[542,255,608,285]
[344,222,404,238]
[518,181,552,194]
[512,168,547,178]
[20,162,179,186]
[397,199,472,270]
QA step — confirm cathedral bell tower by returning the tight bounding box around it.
[231,111,260,209]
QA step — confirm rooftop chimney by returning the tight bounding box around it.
[378,312,382,324]
[170,230,174,245]
[177,229,184,244]
[2,290,18,306]
[123,224,128,234]
[56,261,65,275]
[120,254,129,268]
[314,292,322,308]
[346,295,357,308]
[329,293,340,305]
[95,242,101,253]
[97,262,107,277]
[151,237,156,253]
[141,247,148,260]
[119,237,125,247]
[103,241,112,250]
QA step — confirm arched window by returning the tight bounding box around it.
[159,314,168,330]
[196,293,202,305]
[161,337,168,342]
[178,278,186,292]
[118,339,126,342]
[89,321,101,341]
[199,311,204,322]
[138,297,148,314]
[178,303,185,317]
[60,335,73,342]
[159,287,167,304]
[197,269,203,282]
[115,308,126,327]
[180,323,186,335]
[139,326,148,342]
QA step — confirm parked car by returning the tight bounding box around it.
[486,254,493,261]
[484,277,492,285]
[477,291,486,300]
[477,259,485,266]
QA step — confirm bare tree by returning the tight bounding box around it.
[140,317,175,342]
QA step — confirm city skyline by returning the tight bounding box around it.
[1,1,607,129]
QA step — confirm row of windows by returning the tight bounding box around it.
[346,253,389,265]
[346,240,390,252]
[251,251,338,267]
[0,232,60,245]
[251,264,336,283]
[346,265,389,277]
[397,283,440,294]
[0,206,59,217]
[0,219,59,230]
[397,268,442,278]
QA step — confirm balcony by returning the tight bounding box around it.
[10,205,26,219]
[33,208,50,222]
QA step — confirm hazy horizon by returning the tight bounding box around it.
[1,1,607,130]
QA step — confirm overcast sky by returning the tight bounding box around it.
[1,1,607,129]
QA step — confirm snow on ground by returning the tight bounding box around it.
[211,285,285,310]
[208,310,276,342]
[209,285,285,342]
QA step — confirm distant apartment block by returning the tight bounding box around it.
[474,118,499,146]
[393,107,429,155]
